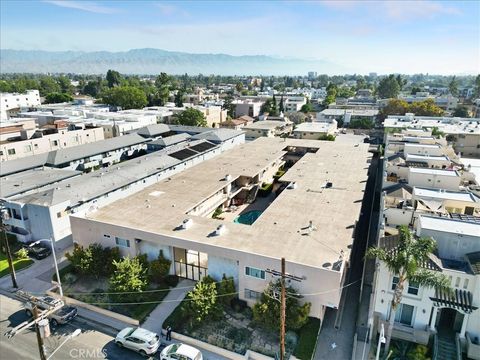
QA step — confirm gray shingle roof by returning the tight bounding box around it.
[45,133,147,166]
[0,153,49,177]
[149,133,191,147]
[137,124,171,138]
[191,128,243,143]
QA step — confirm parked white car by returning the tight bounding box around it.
[160,343,203,360]
[115,327,160,356]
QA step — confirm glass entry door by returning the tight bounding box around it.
[174,247,208,281]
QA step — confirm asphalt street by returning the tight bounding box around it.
[0,295,227,360]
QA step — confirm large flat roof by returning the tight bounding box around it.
[81,135,371,269]
[0,168,81,198]
[413,187,480,203]
[243,120,290,130]
[409,168,459,177]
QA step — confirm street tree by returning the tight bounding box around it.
[110,256,148,294]
[286,111,306,124]
[172,108,207,127]
[279,95,284,113]
[474,74,480,99]
[185,276,219,324]
[366,226,451,354]
[44,92,73,104]
[453,105,469,118]
[174,89,185,107]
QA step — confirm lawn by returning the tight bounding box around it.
[0,252,34,278]
[293,317,321,360]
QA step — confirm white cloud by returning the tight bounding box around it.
[43,0,118,14]
[383,0,461,20]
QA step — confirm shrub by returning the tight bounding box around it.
[318,134,335,141]
[212,207,224,219]
[165,275,179,287]
[15,248,29,260]
[63,273,77,285]
[109,256,148,302]
[217,274,236,306]
[184,276,221,325]
[150,250,171,283]
[258,183,273,197]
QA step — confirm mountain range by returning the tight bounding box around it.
[0,48,347,76]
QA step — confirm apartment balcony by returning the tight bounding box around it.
[4,217,29,229]
[7,228,32,243]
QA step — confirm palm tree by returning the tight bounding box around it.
[366,225,452,354]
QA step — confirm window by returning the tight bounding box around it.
[245,289,262,300]
[391,276,399,290]
[34,144,39,148]
[455,277,460,287]
[245,266,265,280]
[407,281,419,295]
[7,149,16,155]
[394,303,415,326]
[52,140,59,146]
[115,237,130,248]
[463,279,469,289]
[24,145,32,153]
[0,151,3,156]
[103,234,111,238]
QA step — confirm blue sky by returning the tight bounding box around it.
[1,0,479,74]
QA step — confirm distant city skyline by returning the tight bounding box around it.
[1,0,479,75]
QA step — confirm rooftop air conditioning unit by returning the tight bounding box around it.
[224,174,232,181]
[287,182,297,190]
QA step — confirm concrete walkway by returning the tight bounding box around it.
[142,279,194,334]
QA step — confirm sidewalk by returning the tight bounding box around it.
[142,279,194,334]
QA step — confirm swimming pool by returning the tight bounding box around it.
[234,210,263,225]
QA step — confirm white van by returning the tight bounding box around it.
[160,343,203,360]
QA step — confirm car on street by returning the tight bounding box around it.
[24,241,51,259]
[160,343,203,360]
[23,295,77,327]
[115,327,160,357]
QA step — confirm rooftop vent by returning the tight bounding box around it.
[215,224,226,236]
[224,174,232,181]
[181,218,193,230]
[287,182,297,190]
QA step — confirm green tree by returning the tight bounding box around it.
[150,250,172,283]
[222,94,235,118]
[217,274,236,306]
[300,102,314,113]
[349,118,375,129]
[44,92,74,104]
[185,276,219,324]
[409,99,444,116]
[337,86,355,98]
[366,226,452,353]
[155,72,171,106]
[101,86,148,109]
[286,111,306,124]
[453,105,469,118]
[235,82,244,93]
[106,69,121,88]
[172,107,207,127]
[396,75,406,91]
[318,134,336,141]
[410,86,422,95]
[377,75,400,99]
[57,76,74,94]
[65,244,92,275]
[39,76,61,96]
[253,280,311,331]
[279,95,284,113]
[449,76,459,96]
[380,99,410,118]
[174,90,185,107]
[109,256,148,293]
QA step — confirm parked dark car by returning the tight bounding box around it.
[24,241,52,259]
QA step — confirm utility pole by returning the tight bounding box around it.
[33,306,47,360]
[266,258,303,360]
[1,207,18,289]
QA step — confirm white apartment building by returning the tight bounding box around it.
[70,137,371,320]
[0,125,104,161]
[233,100,263,118]
[243,121,293,139]
[292,121,337,140]
[318,109,379,124]
[2,130,245,247]
[0,90,41,120]
[283,96,307,112]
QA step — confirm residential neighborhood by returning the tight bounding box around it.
[0,1,479,360]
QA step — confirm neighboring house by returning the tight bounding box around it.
[243,121,293,139]
[234,100,263,118]
[219,116,254,130]
[0,124,104,161]
[70,137,372,320]
[0,90,40,120]
[408,168,461,191]
[292,121,337,140]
